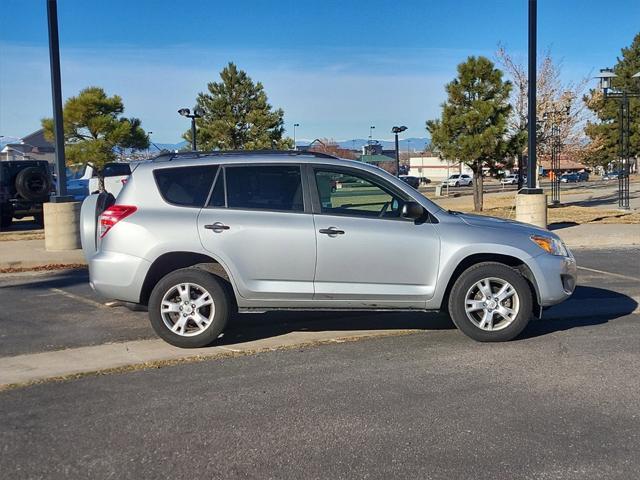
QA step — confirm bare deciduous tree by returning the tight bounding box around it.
[496,45,590,163]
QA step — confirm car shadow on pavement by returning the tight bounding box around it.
[519,286,638,339]
[2,268,88,290]
[219,310,456,346]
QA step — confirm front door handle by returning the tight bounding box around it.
[319,227,345,235]
[205,222,230,232]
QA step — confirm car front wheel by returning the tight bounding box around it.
[448,262,532,342]
[148,268,230,348]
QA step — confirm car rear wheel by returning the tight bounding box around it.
[148,268,230,348]
[448,262,532,342]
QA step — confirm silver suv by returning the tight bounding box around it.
[80,151,576,347]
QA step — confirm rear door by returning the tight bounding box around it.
[309,166,440,307]
[197,164,317,301]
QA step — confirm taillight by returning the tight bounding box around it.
[121,177,128,186]
[99,205,137,238]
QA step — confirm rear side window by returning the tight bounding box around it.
[154,166,217,207]
[224,166,304,212]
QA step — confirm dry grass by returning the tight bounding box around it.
[429,191,640,225]
[0,231,44,242]
[0,263,86,274]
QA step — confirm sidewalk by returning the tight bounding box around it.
[554,223,640,249]
[0,239,86,270]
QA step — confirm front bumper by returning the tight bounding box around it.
[88,250,151,303]
[528,252,577,307]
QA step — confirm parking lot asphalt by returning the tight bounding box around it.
[0,289,638,478]
[1,247,638,359]
[0,247,639,478]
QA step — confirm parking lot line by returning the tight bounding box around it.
[48,288,107,309]
[576,266,640,282]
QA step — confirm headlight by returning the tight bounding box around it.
[530,235,569,256]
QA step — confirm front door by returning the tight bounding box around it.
[198,164,316,301]
[310,167,440,307]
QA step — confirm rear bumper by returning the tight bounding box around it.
[529,253,577,307]
[88,250,150,303]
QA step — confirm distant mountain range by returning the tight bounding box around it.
[148,141,189,152]
[3,136,430,153]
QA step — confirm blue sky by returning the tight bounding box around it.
[1,0,638,143]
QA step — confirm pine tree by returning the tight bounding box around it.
[584,33,640,169]
[185,63,293,150]
[42,87,149,190]
[427,56,513,212]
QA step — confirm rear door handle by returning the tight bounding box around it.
[319,227,345,235]
[205,222,230,231]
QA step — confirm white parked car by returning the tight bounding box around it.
[443,174,472,187]
[501,174,518,185]
[65,162,133,199]
[88,162,132,197]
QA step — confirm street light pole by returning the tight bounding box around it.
[178,107,203,151]
[595,69,640,210]
[293,123,299,150]
[46,0,71,202]
[369,126,375,143]
[524,0,540,192]
[392,126,407,177]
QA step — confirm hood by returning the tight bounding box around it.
[453,212,553,237]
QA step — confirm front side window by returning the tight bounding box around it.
[314,169,406,218]
[224,165,304,212]
[154,165,217,207]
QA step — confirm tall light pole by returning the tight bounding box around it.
[515,0,546,228]
[178,107,203,151]
[525,0,540,192]
[392,126,407,177]
[293,123,300,150]
[47,0,71,201]
[595,69,640,210]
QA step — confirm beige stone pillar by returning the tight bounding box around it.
[515,193,547,229]
[44,202,81,250]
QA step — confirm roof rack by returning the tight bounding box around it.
[150,149,339,162]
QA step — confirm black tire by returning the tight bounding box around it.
[148,268,230,348]
[15,167,51,202]
[454,181,460,187]
[447,262,532,342]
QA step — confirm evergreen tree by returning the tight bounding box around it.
[185,63,293,150]
[584,33,640,169]
[427,56,513,211]
[42,87,148,190]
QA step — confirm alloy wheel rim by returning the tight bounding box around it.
[160,282,215,337]
[464,277,520,332]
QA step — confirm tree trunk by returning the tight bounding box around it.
[98,174,105,193]
[473,164,484,212]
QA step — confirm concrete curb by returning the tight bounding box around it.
[0,329,418,389]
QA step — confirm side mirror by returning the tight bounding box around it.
[401,201,425,220]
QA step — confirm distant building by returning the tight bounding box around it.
[0,129,55,163]
[362,142,396,160]
[408,152,472,181]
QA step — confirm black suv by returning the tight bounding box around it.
[0,160,52,228]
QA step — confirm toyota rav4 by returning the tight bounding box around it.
[80,151,576,347]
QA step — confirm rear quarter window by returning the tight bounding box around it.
[154,165,217,207]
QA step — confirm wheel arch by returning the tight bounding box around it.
[139,251,236,306]
[441,253,541,316]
